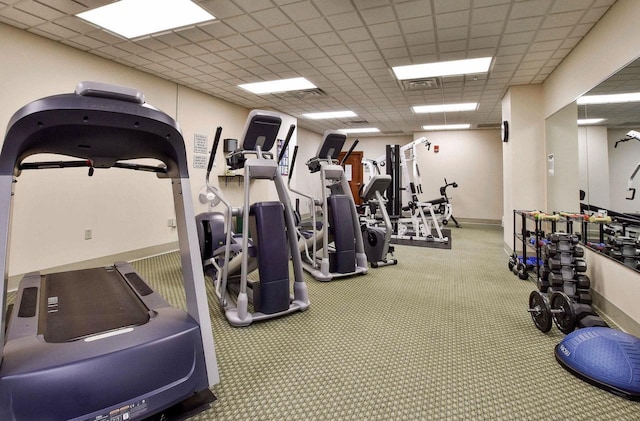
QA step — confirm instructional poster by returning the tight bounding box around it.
[194,133,208,154]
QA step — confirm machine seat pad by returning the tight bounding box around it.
[42,267,150,343]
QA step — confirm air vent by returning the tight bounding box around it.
[476,123,501,129]
[400,77,440,91]
[272,88,327,99]
[347,120,369,125]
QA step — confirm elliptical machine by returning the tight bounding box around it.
[288,130,368,281]
[195,110,309,327]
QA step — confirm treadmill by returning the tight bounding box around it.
[0,82,219,420]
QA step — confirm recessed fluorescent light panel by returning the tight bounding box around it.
[338,128,380,134]
[577,92,640,105]
[412,103,478,113]
[302,111,357,119]
[422,124,471,131]
[238,77,317,95]
[577,118,606,125]
[77,0,215,39]
[393,57,492,80]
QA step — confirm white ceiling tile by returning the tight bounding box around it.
[321,44,351,56]
[433,0,470,14]
[270,23,305,40]
[394,0,432,19]
[438,39,466,53]
[434,10,469,29]
[510,0,552,20]
[326,11,363,30]
[534,26,573,42]
[375,35,404,49]
[216,49,246,61]
[219,34,253,49]
[200,0,244,18]
[283,36,315,50]
[311,0,355,15]
[299,17,333,35]
[199,39,230,52]
[400,16,432,34]
[468,35,499,50]
[236,45,269,58]
[281,1,321,21]
[224,14,262,33]
[250,7,291,27]
[0,6,45,26]
[200,22,236,38]
[67,34,105,50]
[360,6,396,25]
[470,21,503,38]
[527,39,563,52]
[31,21,76,38]
[542,10,582,28]
[369,21,402,38]
[232,0,274,12]
[501,31,535,46]
[437,26,468,42]
[472,4,510,24]
[551,0,593,13]
[311,32,342,47]
[504,16,543,33]
[244,29,278,44]
[52,16,95,34]
[152,32,191,47]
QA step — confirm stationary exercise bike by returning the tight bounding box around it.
[428,178,460,228]
[195,110,309,326]
[359,174,398,267]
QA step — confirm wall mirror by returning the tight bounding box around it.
[578,58,640,271]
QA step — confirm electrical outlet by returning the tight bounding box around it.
[167,218,176,228]
[84,229,92,240]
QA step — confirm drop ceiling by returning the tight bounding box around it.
[0,0,617,135]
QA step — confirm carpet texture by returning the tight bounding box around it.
[126,224,640,420]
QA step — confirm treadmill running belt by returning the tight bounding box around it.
[40,267,150,343]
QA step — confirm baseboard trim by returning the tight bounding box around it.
[8,241,179,292]
[591,289,640,336]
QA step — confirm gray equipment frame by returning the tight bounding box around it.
[203,110,310,326]
[0,81,219,419]
[291,130,368,281]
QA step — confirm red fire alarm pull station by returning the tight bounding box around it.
[434,145,439,153]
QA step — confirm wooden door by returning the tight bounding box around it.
[338,150,363,205]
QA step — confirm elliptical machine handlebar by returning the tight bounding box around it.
[277,124,296,165]
[340,139,359,165]
[206,126,223,183]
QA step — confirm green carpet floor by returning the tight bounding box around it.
[132,224,640,420]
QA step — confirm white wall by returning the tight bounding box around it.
[578,125,610,208]
[542,0,640,119]
[0,23,253,281]
[535,0,640,330]
[608,128,640,213]
[545,102,579,213]
[412,129,503,221]
[502,84,546,249]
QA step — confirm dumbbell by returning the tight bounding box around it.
[549,233,580,245]
[548,257,587,272]
[528,291,593,334]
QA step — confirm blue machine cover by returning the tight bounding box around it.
[555,327,640,400]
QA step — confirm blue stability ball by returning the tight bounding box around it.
[555,327,640,400]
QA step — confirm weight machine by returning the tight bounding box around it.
[396,137,448,243]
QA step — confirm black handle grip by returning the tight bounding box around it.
[278,124,296,164]
[207,126,223,174]
[627,188,636,200]
[340,139,359,165]
[289,145,299,182]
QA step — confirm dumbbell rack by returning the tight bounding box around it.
[508,210,558,281]
[529,231,608,334]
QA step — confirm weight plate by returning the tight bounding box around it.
[550,291,577,334]
[529,291,552,333]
